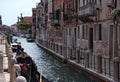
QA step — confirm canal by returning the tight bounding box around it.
[14,37,96,82]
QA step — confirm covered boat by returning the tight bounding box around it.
[15,52,52,82]
[11,38,21,52]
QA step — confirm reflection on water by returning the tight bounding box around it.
[15,37,96,82]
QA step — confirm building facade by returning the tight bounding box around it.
[77,0,120,59]
[17,14,32,35]
[34,0,120,82]
[32,8,37,38]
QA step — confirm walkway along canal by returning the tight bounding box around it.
[15,36,96,82]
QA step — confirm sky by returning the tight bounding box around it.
[0,0,40,26]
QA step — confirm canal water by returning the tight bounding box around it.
[14,37,96,82]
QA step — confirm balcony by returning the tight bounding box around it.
[78,4,96,22]
[107,0,114,8]
[51,20,60,27]
[78,4,96,16]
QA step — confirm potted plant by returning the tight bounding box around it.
[18,22,31,29]
[111,8,120,22]
[78,15,93,23]
[18,22,30,27]
[51,20,60,29]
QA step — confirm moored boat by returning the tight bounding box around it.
[15,51,52,82]
[11,40,21,52]
[26,34,34,42]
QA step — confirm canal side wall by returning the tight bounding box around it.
[67,60,113,82]
[36,39,116,82]
[35,39,67,63]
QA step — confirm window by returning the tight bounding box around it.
[109,25,113,59]
[83,0,85,6]
[89,0,92,3]
[78,26,80,39]
[92,0,97,4]
[98,24,102,40]
[79,0,80,9]
[85,0,87,5]
[56,9,60,20]
[94,0,97,4]
[80,0,83,6]
[66,29,68,35]
[69,29,71,35]
[77,0,80,11]
[94,24,97,40]
[100,0,102,5]
[74,28,77,40]
[86,0,88,4]
[86,25,88,39]
[119,26,120,45]
[82,25,85,39]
